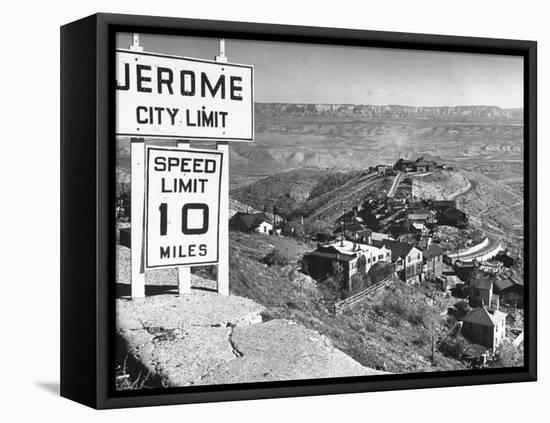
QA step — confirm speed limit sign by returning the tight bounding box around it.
[145,146,223,268]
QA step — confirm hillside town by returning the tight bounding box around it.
[229,157,524,367]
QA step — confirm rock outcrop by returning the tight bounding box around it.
[117,291,384,388]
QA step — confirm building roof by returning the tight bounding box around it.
[494,276,523,291]
[494,278,514,292]
[371,232,394,242]
[441,207,467,218]
[462,307,506,327]
[414,160,435,167]
[305,250,355,262]
[414,208,435,215]
[230,212,272,231]
[380,240,419,262]
[446,275,463,287]
[321,240,383,255]
[421,243,445,260]
[333,222,370,234]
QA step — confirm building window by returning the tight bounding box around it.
[407,256,411,263]
[263,225,267,233]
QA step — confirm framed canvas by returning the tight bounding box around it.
[60,13,537,409]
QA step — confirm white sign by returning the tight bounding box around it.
[116,49,254,141]
[145,146,223,268]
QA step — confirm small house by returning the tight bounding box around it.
[421,243,445,280]
[333,221,372,244]
[393,158,415,172]
[405,208,436,231]
[376,164,390,175]
[229,212,273,234]
[381,240,423,284]
[494,276,524,307]
[303,240,391,291]
[412,157,436,173]
[461,307,507,352]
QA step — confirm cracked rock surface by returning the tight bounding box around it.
[117,291,385,388]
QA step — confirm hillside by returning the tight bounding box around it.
[408,168,523,242]
[229,232,467,373]
[231,168,362,216]
[456,169,524,240]
[230,168,391,223]
[411,170,471,201]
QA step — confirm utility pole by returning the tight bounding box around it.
[431,321,436,366]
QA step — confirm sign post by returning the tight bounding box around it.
[129,34,145,299]
[216,141,229,295]
[177,141,191,295]
[216,39,229,295]
[130,138,145,298]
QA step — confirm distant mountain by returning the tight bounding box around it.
[255,103,523,121]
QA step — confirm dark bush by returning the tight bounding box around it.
[439,334,469,359]
[350,273,367,293]
[262,249,291,266]
[493,341,523,368]
[375,291,429,328]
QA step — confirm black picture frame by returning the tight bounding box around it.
[60,12,537,409]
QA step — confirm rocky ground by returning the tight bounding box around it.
[432,225,486,253]
[411,170,470,201]
[116,290,384,389]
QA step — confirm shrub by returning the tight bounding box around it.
[375,290,429,328]
[439,334,469,359]
[389,316,401,328]
[350,273,367,293]
[262,249,291,267]
[356,255,367,275]
[493,341,523,368]
[364,321,377,333]
[321,275,345,300]
[412,336,428,347]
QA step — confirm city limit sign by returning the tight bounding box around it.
[145,146,223,268]
[116,50,254,141]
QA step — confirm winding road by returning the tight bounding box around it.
[387,171,403,198]
[447,235,503,262]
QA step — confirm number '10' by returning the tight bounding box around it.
[158,203,209,235]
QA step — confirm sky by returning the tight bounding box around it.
[117,32,523,108]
